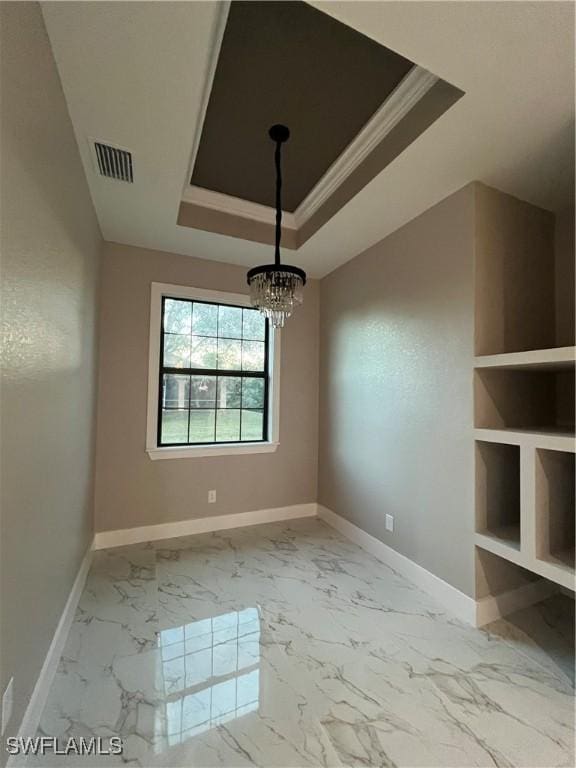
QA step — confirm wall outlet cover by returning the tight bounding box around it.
[208,490,217,504]
[385,514,394,532]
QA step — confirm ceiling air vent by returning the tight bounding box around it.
[93,141,133,183]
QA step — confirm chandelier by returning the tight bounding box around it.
[247,124,306,328]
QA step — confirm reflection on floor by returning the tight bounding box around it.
[487,593,575,687]
[30,518,574,766]
[158,608,261,747]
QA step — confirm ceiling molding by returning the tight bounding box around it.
[44,1,574,277]
[182,186,297,230]
[181,1,231,196]
[293,65,438,224]
[183,65,438,237]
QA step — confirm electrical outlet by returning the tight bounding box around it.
[385,514,394,532]
[2,677,13,736]
[208,490,216,504]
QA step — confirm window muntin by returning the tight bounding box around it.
[158,297,269,446]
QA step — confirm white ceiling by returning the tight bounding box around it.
[42,1,574,279]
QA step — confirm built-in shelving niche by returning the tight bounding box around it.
[475,548,543,603]
[475,441,521,550]
[474,368,575,436]
[536,449,575,573]
[472,185,575,607]
[474,184,570,356]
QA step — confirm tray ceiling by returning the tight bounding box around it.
[191,1,414,212]
[184,0,463,248]
[41,1,574,277]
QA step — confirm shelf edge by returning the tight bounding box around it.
[474,533,524,567]
[474,428,575,452]
[475,534,575,591]
[474,346,575,370]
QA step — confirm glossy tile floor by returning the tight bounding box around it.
[33,519,574,767]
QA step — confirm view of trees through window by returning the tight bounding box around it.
[159,298,269,445]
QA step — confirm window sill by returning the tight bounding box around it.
[147,442,279,460]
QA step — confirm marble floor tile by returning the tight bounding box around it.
[29,519,574,767]
[485,594,575,687]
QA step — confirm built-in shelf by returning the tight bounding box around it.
[476,524,521,551]
[475,346,575,371]
[474,368,575,434]
[474,428,575,452]
[474,185,557,358]
[485,524,521,548]
[473,187,575,602]
[543,549,575,570]
[533,558,575,591]
[475,445,575,591]
[475,440,521,555]
[535,449,575,582]
[475,537,575,591]
[475,531,524,566]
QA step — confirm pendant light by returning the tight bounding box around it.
[247,124,306,328]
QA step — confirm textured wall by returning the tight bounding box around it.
[0,2,101,750]
[94,243,319,532]
[555,206,575,347]
[318,185,476,597]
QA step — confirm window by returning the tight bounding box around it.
[147,283,279,459]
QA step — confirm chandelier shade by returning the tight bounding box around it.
[247,124,306,328]
[247,263,306,328]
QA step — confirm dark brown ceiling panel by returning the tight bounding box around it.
[296,78,464,246]
[179,77,464,251]
[191,0,414,211]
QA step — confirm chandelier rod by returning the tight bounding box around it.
[273,136,282,266]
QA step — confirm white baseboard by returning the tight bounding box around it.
[93,503,317,550]
[8,541,93,765]
[317,504,478,625]
[317,505,556,627]
[475,579,559,626]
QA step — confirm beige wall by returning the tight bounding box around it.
[94,243,319,532]
[318,185,476,597]
[0,1,101,751]
[555,206,575,347]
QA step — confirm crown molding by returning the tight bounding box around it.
[294,66,438,224]
[182,65,438,240]
[182,186,298,230]
[181,1,231,194]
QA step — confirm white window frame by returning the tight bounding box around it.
[146,282,280,460]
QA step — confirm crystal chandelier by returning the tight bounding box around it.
[247,124,306,328]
